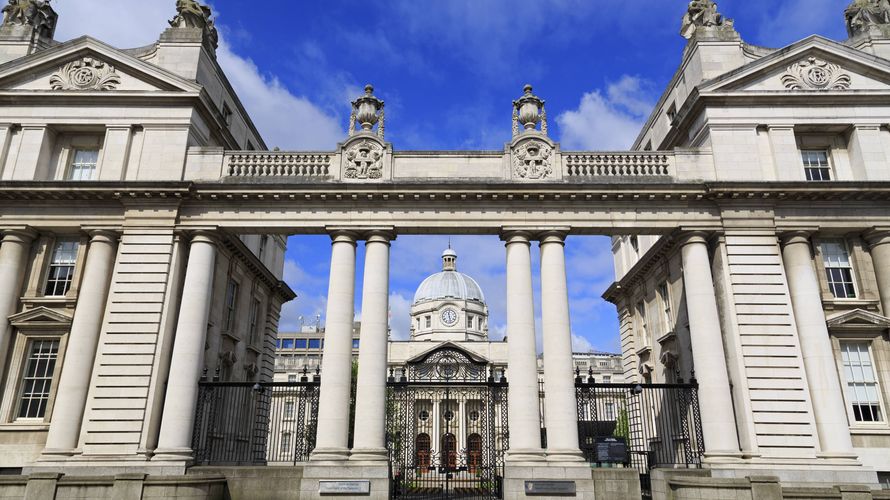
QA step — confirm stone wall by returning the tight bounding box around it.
[652,470,890,500]
[0,473,227,500]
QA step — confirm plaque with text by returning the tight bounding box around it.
[524,480,576,496]
[595,436,628,464]
[319,480,371,495]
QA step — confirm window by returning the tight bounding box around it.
[467,314,473,330]
[258,236,268,261]
[802,150,831,181]
[222,103,233,126]
[281,339,294,349]
[352,339,360,349]
[636,300,649,347]
[287,374,297,383]
[604,402,616,420]
[658,283,672,333]
[17,339,59,419]
[280,432,291,453]
[425,316,431,328]
[44,240,78,296]
[67,149,99,181]
[248,298,261,344]
[820,240,857,299]
[630,235,639,255]
[308,339,321,349]
[294,339,307,349]
[666,102,677,124]
[224,279,239,331]
[603,375,612,384]
[284,401,295,419]
[841,342,883,423]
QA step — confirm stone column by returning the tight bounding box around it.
[0,228,34,389]
[866,230,890,318]
[351,231,393,461]
[679,232,741,459]
[539,231,583,462]
[311,231,357,461]
[502,231,545,461]
[153,231,218,460]
[432,400,441,454]
[42,230,118,457]
[781,231,856,458]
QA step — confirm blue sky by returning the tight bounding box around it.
[56,0,851,352]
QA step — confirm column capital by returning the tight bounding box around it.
[190,229,221,247]
[1,226,37,244]
[538,229,569,245]
[86,229,120,244]
[677,230,711,247]
[325,227,359,244]
[499,229,533,245]
[779,230,813,247]
[865,228,890,249]
[363,228,396,243]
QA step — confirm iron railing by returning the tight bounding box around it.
[574,375,704,497]
[192,374,320,465]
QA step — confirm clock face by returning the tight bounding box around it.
[440,308,458,326]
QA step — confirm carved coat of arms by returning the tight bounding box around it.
[781,57,852,91]
[344,140,383,179]
[512,140,553,179]
[49,57,121,91]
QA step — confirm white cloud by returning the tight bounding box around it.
[280,259,327,331]
[557,76,654,150]
[54,1,344,151]
[572,333,595,353]
[388,292,413,341]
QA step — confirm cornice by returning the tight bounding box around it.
[602,232,679,304]
[219,230,296,302]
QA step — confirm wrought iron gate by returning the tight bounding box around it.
[386,347,508,499]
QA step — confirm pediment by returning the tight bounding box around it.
[9,306,73,329]
[699,36,890,94]
[826,308,890,330]
[405,341,489,365]
[0,36,201,93]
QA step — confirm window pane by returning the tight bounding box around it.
[308,339,321,349]
[281,339,294,349]
[820,240,856,299]
[68,149,99,181]
[294,339,307,349]
[841,342,884,423]
[802,150,831,181]
[17,339,59,419]
[44,241,78,296]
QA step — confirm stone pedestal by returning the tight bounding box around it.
[299,462,389,500]
[503,463,596,500]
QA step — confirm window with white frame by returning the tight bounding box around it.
[224,279,239,331]
[284,400,295,419]
[636,300,649,347]
[67,149,99,181]
[44,240,78,296]
[604,402,616,420]
[17,339,60,419]
[841,342,883,423]
[657,282,672,333]
[280,432,291,453]
[820,239,857,299]
[425,315,431,328]
[248,298,261,344]
[801,149,832,181]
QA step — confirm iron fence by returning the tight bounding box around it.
[192,374,320,465]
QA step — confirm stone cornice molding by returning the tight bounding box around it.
[864,228,890,249]
[1,226,37,243]
[603,233,679,304]
[218,230,296,302]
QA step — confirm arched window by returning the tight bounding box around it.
[467,433,482,473]
[415,433,431,472]
[441,433,457,470]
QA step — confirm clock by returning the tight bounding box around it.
[440,308,458,326]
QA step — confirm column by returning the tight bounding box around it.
[0,228,34,388]
[502,231,545,461]
[866,230,890,318]
[42,230,118,457]
[432,400,441,454]
[679,232,741,459]
[781,231,856,458]
[459,400,467,453]
[351,231,392,461]
[310,231,357,461]
[539,231,583,462]
[153,231,218,460]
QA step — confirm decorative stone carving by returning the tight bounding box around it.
[512,84,547,137]
[781,57,852,91]
[344,139,384,179]
[169,0,218,50]
[512,139,553,180]
[49,58,121,91]
[680,0,732,39]
[845,0,890,37]
[348,84,385,139]
[2,0,56,39]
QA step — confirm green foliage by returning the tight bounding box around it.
[613,407,629,439]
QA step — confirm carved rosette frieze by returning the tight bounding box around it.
[781,57,851,91]
[49,57,121,91]
[511,139,554,180]
[343,138,385,180]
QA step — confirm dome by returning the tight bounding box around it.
[412,248,485,304]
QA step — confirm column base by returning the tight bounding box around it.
[150,447,194,462]
[505,448,547,462]
[546,448,586,463]
[309,447,351,462]
[349,447,389,461]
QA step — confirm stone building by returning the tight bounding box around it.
[0,0,890,499]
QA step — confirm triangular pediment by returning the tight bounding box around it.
[0,36,201,93]
[826,308,890,330]
[9,306,72,328]
[699,36,890,94]
[406,341,489,365]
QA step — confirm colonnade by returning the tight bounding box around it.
[2,224,889,465]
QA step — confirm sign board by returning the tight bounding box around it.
[319,480,371,495]
[595,436,628,463]
[524,480,576,496]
